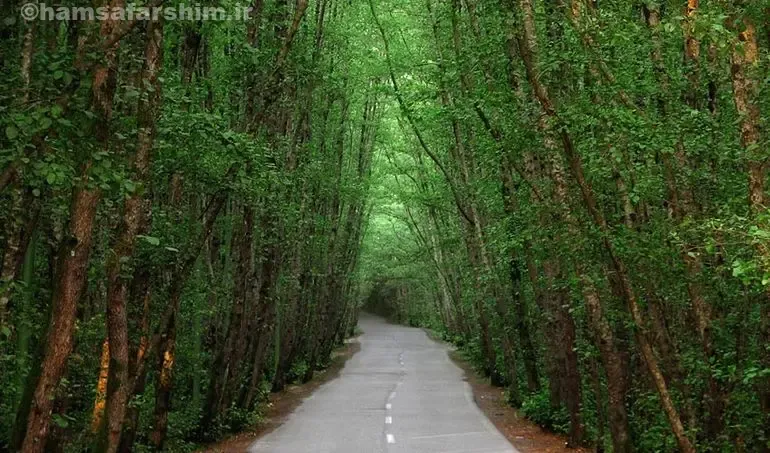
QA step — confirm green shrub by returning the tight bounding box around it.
[520,389,570,434]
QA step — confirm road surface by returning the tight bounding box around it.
[249,313,518,453]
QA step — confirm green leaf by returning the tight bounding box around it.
[5,125,18,140]
[52,414,69,428]
[138,235,161,246]
[40,117,52,130]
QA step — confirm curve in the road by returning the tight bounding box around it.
[249,313,518,453]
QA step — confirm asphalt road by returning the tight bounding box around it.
[249,313,518,453]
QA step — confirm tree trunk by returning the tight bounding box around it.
[500,156,539,393]
[149,188,230,449]
[510,1,694,449]
[0,187,38,328]
[21,4,124,447]
[202,204,254,428]
[117,275,152,453]
[99,17,164,453]
[91,339,110,434]
[729,15,769,423]
[549,152,623,451]
[646,3,724,437]
[22,186,101,453]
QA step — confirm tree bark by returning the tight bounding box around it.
[202,204,255,429]
[729,14,769,423]
[646,3,724,437]
[149,188,229,449]
[21,3,124,447]
[500,157,540,393]
[22,186,102,453]
[509,1,694,449]
[99,17,164,453]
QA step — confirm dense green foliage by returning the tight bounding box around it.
[0,0,379,450]
[356,0,770,452]
[1,0,769,451]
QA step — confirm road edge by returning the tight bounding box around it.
[198,337,362,453]
[423,328,589,453]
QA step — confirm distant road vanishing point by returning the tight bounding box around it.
[249,313,518,453]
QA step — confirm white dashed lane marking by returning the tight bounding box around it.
[386,434,396,444]
[386,403,392,410]
[385,416,392,424]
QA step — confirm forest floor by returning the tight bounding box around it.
[199,338,362,453]
[447,349,589,453]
